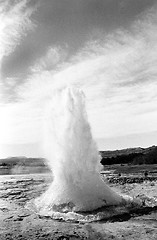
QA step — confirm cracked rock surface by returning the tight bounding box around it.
[0,173,157,240]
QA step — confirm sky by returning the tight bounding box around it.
[0,0,157,157]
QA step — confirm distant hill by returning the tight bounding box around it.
[0,157,50,175]
[100,145,157,165]
[0,145,157,175]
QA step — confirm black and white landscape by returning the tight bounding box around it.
[0,147,157,239]
[0,0,157,239]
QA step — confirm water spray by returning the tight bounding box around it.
[27,87,138,221]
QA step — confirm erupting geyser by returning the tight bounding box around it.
[33,86,124,216]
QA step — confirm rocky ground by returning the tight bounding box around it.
[0,168,157,240]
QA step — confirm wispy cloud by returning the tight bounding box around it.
[0,0,36,61]
[31,46,68,73]
[0,0,38,146]
[0,0,37,101]
[1,2,157,146]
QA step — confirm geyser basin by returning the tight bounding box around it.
[27,87,138,221]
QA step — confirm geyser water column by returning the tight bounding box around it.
[35,87,123,214]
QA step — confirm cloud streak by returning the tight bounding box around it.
[0,0,38,146]
[0,0,36,61]
[0,0,37,102]
[1,2,157,148]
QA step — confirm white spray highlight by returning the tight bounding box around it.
[35,87,122,212]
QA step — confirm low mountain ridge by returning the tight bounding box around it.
[100,145,157,165]
[0,145,156,174]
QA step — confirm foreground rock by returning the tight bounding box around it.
[0,174,157,239]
